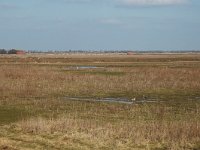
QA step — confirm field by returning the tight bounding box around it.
[0,53,200,150]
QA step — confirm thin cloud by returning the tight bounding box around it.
[117,0,188,6]
[100,18,123,25]
[47,0,189,6]
[55,0,92,3]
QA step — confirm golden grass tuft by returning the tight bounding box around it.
[16,114,200,149]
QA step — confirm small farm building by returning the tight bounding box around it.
[16,50,26,55]
[127,52,135,55]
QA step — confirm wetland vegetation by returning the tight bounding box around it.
[0,53,200,150]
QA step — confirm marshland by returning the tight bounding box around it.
[0,53,200,150]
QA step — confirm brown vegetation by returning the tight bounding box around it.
[0,64,200,99]
[0,53,200,149]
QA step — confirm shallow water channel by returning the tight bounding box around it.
[65,66,104,70]
[64,97,160,104]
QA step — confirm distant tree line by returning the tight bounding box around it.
[1,48,200,54]
[0,49,24,54]
[0,49,7,54]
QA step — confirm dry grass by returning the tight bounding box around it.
[16,117,200,149]
[1,101,200,150]
[0,54,200,149]
[0,64,200,99]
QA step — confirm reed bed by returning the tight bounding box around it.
[1,100,200,150]
[0,65,200,99]
[0,54,200,149]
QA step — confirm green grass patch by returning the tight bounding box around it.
[0,106,28,125]
[64,70,125,76]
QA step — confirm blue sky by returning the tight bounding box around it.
[0,0,200,50]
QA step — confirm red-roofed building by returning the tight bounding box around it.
[16,50,26,55]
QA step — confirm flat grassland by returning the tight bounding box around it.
[0,53,200,150]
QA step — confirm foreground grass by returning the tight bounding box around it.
[0,98,200,150]
[0,54,200,149]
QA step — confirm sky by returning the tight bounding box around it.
[0,0,200,51]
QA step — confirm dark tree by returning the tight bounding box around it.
[8,49,17,54]
[0,49,7,54]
